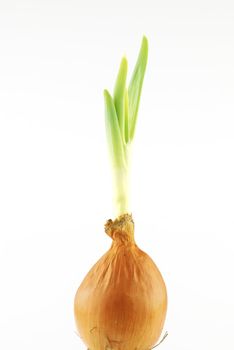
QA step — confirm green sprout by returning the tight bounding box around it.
[104,36,148,217]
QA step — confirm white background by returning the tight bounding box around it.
[0,0,234,349]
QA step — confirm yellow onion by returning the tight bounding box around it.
[74,214,167,350]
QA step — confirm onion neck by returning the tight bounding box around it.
[105,213,135,245]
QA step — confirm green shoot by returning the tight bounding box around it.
[113,57,128,142]
[104,36,148,217]
[128,36,148,140]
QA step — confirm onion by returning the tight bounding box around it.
[74,37,167,349]
[74,215,167,350]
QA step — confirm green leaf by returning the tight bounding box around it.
[113,57,128,142]
[128,36,148,140]
[104,89,126,168]
[124,89,129,143]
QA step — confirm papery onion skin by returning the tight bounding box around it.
[74,215,167,350]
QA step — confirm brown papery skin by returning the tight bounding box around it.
[74,214,167,350]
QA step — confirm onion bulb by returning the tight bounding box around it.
[74,214,167,350]
[74,36,167,349]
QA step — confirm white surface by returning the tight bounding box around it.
[0,0,234,349]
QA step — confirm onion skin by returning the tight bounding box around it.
[74,215,167,350]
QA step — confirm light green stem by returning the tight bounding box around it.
[112,145,131,217]
[112,166,129,216]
